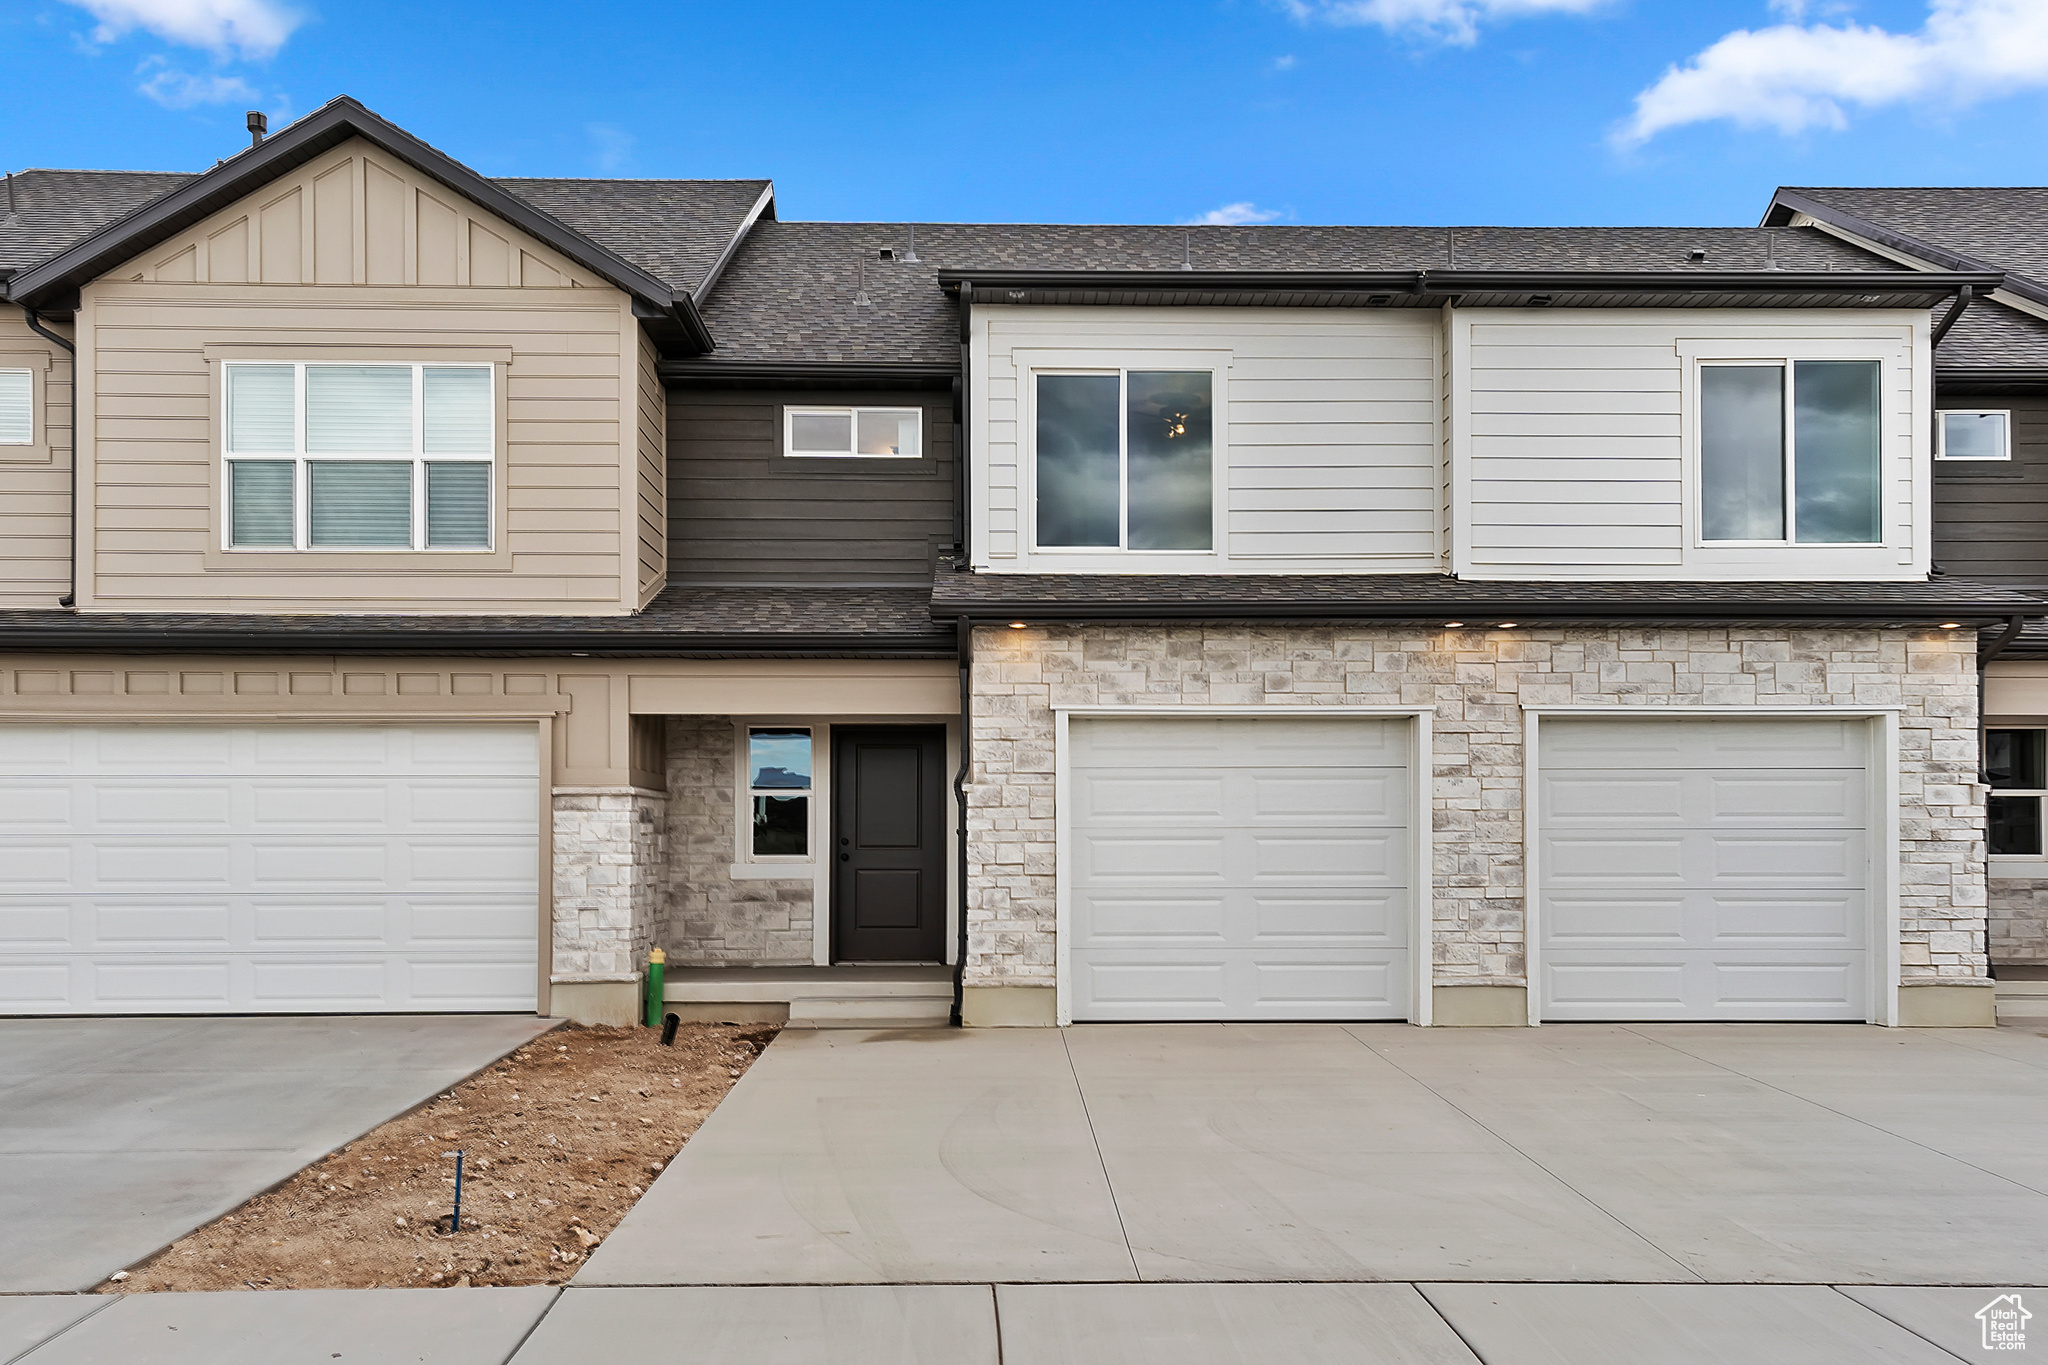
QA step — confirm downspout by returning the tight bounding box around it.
[954,281,972,571]
[1979,614,2027,784]
[952,615,972,1026]
[19,305,77,608]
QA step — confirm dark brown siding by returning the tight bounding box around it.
[666,390,956,585]
[1934,394,2048,583]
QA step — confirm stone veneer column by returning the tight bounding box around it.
[549,786,667,1024]
[965,623,1988,1026]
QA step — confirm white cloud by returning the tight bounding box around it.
[1272,53,1299,70]
[586,123,635,174]
[1617,0,2048,145]
[1280,0,1609,46]
[137,60,256,107]
[70,0,303,60]
[1187,202,1284,225]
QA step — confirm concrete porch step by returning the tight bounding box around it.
[664,964,953,1028]
[1994,975,2048,1022]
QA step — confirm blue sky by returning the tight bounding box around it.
[3,0,2046,228]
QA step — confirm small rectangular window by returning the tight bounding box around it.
[1700,359,1880,545]
[1035,369,1214,552]
[747,727,813,858]
[785,407,921,458]
[223,361,492,551]
[0,370,31,445]
[1989,728,2048,857]
[1938,410,2010,460]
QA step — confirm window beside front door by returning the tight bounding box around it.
[223,361,494,551]
[1034,369,1214,552]
[1989,727,2048,857]
[1700,359,1882,544]
[746,727,813,859]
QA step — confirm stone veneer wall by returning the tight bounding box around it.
[659,716,815,965]
[550,788,666,978]
[966,623,1987,992]
[1988,879,2048,964]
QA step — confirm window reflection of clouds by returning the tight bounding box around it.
[748,729,812,789]
[1036,375,1121,547]
[1128,371,1213,551]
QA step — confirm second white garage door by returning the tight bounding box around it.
[1066,715,1414,1022]
[1537,715,1874,1022]
[0,722,540,1015]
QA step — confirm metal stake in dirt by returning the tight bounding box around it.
[442,1150,464,1234]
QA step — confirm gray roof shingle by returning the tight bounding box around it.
[1782,187,2048,289]
[0,585,952,656]
[698,222,1902,365]
[1,166,767,295]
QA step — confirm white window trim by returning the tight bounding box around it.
[1935,408,2012,461]
[1019,347,1230,567]
[1987,724,2048,873]
[0,367,31,446]
[734,723,818,873]
[1694,355,1890,549]
[1522,705,1903,1028]
[221,360,496,553]
[1051,705,1435,1028]
[783,405,924,459]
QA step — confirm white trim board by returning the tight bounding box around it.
[1521,705,1902,1027]
[1051,704,1435,1027]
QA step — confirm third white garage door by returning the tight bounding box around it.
[1066,715,1414,1022]
[1537,714,1875,1021]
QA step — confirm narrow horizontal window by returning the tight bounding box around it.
[1938,410,2010,461]
[1035,369,1214,552]
[1700,359,1880,545]
[222,361,493,552]
[0,370,30,445]
[785,406,922,458]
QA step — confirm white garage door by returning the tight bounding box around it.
[0,722,540,1015]
[1067,715,1412,1022]
[1537,715,1872,1022]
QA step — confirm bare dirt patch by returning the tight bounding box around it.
[105,1021,778,1292]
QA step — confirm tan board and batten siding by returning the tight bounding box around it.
[971,306,1445,573]
[0,310,73,607]
[68,137,651,614]
[1452,309,1927,581]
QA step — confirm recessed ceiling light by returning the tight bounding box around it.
[1443,620,1465,628]
[1939,622,1964,630]
[1495,621,1520,629]
[1008,621,1029,630]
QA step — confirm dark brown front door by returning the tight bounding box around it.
[832,725,947,962]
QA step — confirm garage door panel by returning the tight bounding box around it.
[1069,716,1412,1021]
[1540,715,1867,769]
[1539,716,1870,1022]
[0,783,76,831]
[0,722,538,1015]
[1543,770,1865,826]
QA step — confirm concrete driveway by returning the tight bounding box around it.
[0,1014,554,1292]
[580,1021,2048,1287]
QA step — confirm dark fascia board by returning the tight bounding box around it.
[657,359,958,391]
[0,624,953,658]
[1765,188,2048,313]
[941,599,2037,625]
[7,96,714,354]
[937,267,2000,306]
[1936,367,2048,394]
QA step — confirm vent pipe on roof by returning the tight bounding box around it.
[1180,232,1194,272]
[246,111,267,147]
[5,172,14,222]
[854,259,872,307]
[902,224,921,264]
[1764,229,1781,271]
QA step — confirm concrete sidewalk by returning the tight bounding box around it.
[0,1014,556,1292]
[2,1281,2038,1363]
[579,1022,2048,1287]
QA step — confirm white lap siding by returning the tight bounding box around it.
[965,624,1983,1001]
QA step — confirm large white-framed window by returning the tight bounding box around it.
[1936,409,2010,461]
[742,725,814,862]
[1032,367,1216,552]
[0,369,31,446]
[784,406,922,458]
[1989,726,2048,863]
[1698,358,1883,545]
[222,361,494,551]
